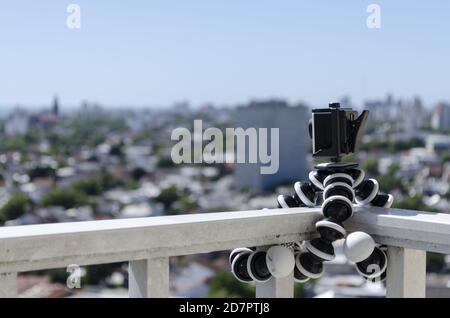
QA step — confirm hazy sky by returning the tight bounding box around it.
[1,1,449,108]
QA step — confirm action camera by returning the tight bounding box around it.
[309,103,368,161]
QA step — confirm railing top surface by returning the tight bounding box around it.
[0,208,320,272]
[0,206,449,273]
[346,206,450,254]
[1,206,449,240]
[0,208,320,239]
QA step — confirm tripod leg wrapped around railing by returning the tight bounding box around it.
[229,165,393,284]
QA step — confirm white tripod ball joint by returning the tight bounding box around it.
[230,246,295,283]
[229,191,310,284]
[344,232,388,282]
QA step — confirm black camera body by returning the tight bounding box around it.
[309,103,368,161]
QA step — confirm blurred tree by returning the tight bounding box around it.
[71,179,102,196]
[173,196,198,214]
[293,281,308,298]
[340,155,356,163]
[362,157,378,175]
[2,136,27,152]
[46,268,69,284]
[47,262,125,286]
[88,131,107,147]
[131,167,147,180]
[98,168,124,190]
[109,143,124,158]
[361,138,424,153]
[67,113,126,149]
[158,156,175,168]
[208,271,308,298]
[98,168,114,189]
[42,189,88,209]
[83,262,124,286]
[24,128,39,144]
[0,192,30,223]
[427,252,446,273]
[155,186,190,213]
[393,195,439,212]
[29,166,56,181]
[440,151,450,163]
[377,165,403,193]
[125,179,139,190]
[208,271,254,298]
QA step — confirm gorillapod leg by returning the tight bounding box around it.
[295,164,393,282]
[294,167,356,279]
[229,164,394,284]
[228,185,315,284]
[350,175,393,282]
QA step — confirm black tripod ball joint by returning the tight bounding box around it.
[229,103,394,284]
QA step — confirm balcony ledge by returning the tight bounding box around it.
[0,206,449,298]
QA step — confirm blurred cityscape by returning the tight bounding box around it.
[2,95,450,298]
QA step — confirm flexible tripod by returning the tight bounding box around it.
[230,161,393,284]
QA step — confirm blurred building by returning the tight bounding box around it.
[365,94,396,122]
[365,95,425,135]
[403,97,425,135]
[431,102,450,130]
[233,100,310,192]
[426,134,450,153]
[4,108,29,136]
[52,95,59,117]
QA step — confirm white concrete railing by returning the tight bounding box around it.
[0,206,449,298]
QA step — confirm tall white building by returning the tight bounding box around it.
[431,102,450,130]
[4,108,29,136]
[233,100,310,192]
